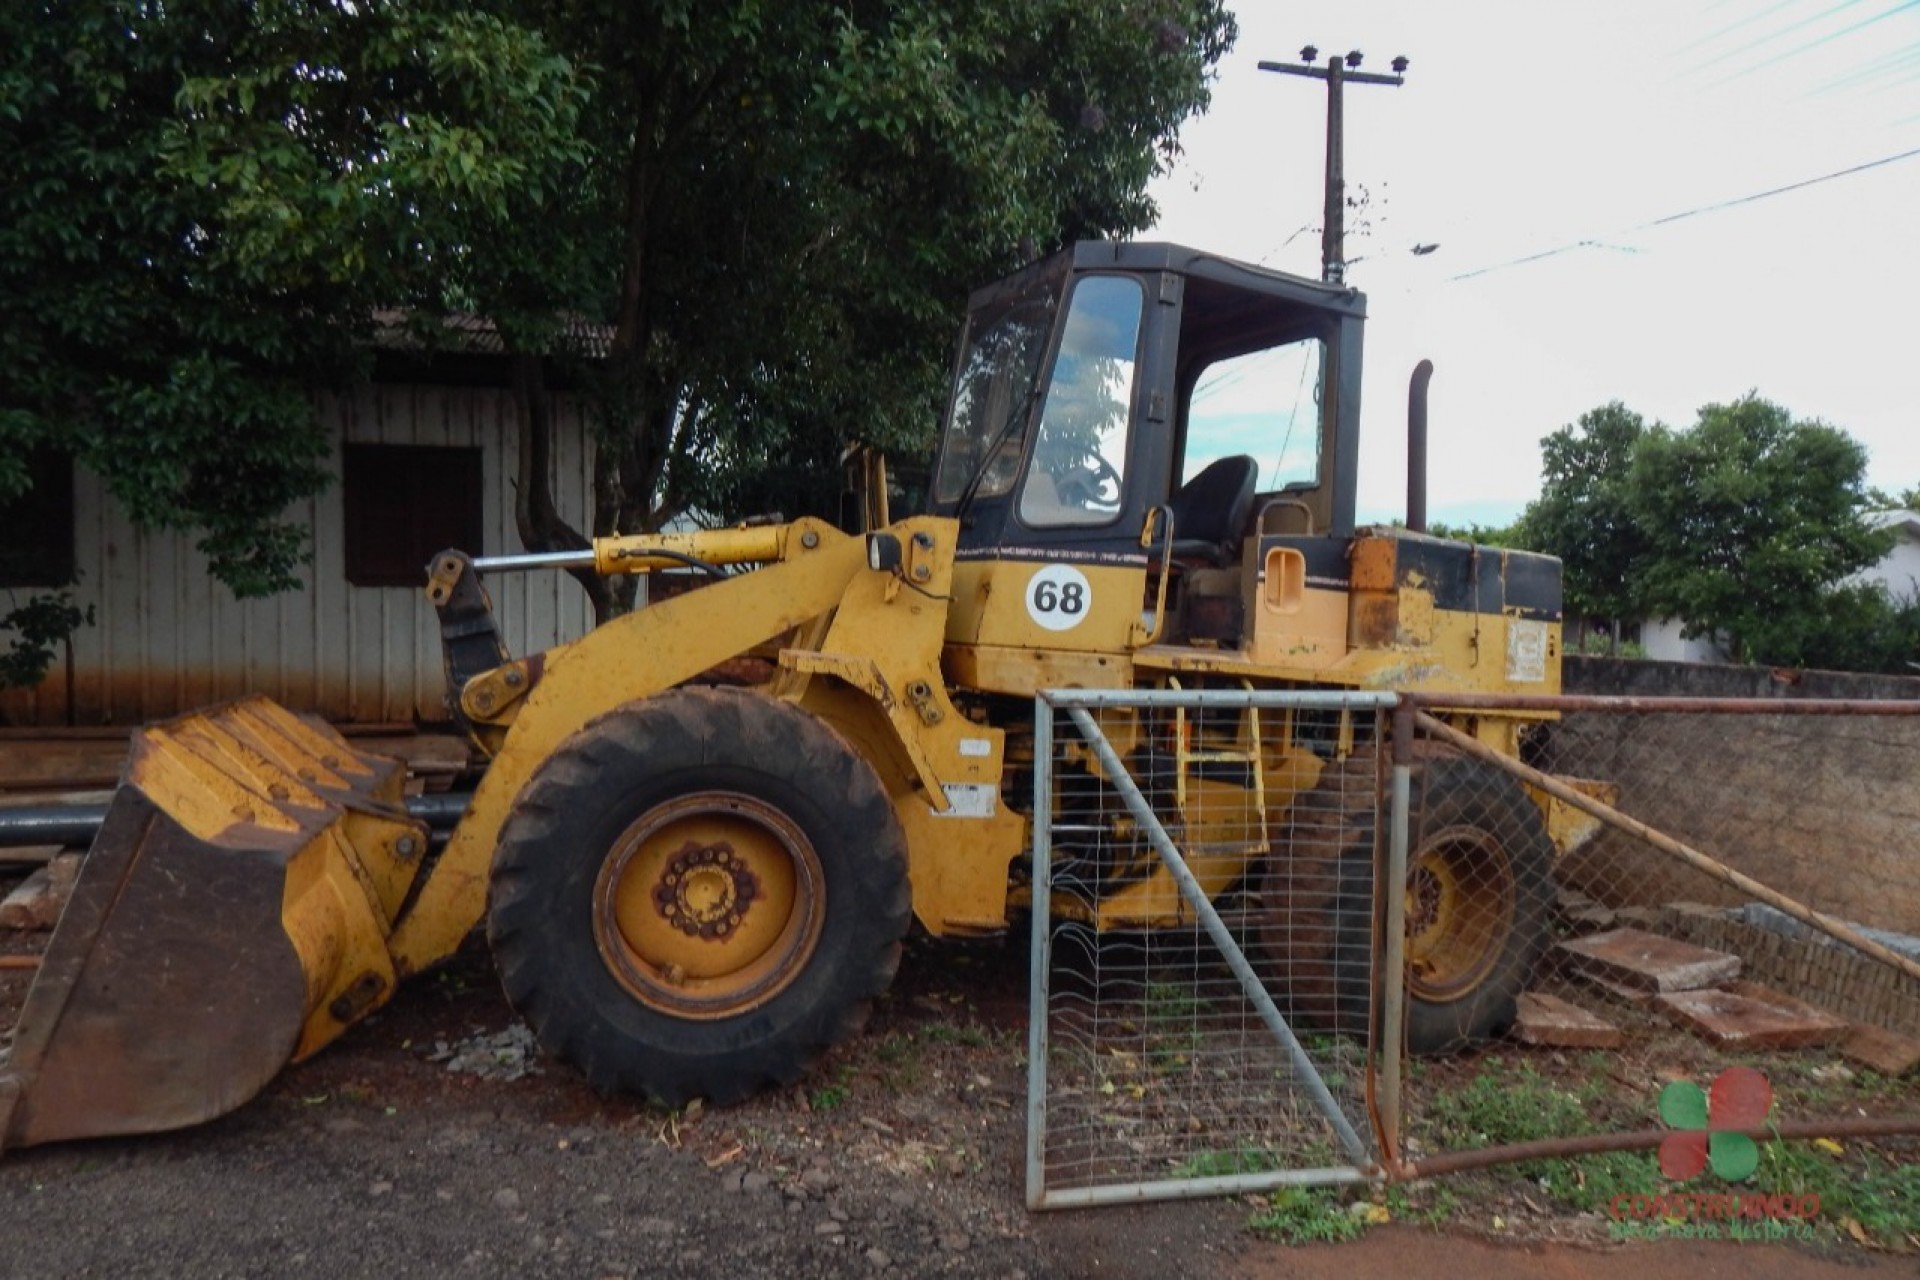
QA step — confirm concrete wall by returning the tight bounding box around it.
[1544,656,1920,935]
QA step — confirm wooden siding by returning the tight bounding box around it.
[1,384,597,726]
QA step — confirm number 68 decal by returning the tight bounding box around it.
[1025,564,1092,632]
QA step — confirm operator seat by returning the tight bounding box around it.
[1167,455,1258,566]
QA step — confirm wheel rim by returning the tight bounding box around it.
[1403,824,1515,1004]
[593,791,825,1020]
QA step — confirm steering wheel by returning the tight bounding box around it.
[1055,453,1124,511]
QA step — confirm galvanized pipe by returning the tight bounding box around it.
[0,792,474,849]
[1037,1164,1374,1210]
[1043,689,1399,711]
[1025,695,1055,1211]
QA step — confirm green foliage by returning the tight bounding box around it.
[0,592,94,688]
[1418,1056,1656,1214]
[6,3,1232,615]
[1574,631,1647,658]
[1513,402,1653,625]
[524,1,1237,571]
[1628,396,1893,665]
[2,2,586,595]
[1755,1139,1920,1247]
[1514,396,1917,671]
[1425,520,1522,547]
[1246,1187,1368,1244]
[1175,1143,1287,1179]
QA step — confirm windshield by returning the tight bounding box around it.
[1182,338,1325,490]
[1018,275,1144,527]
[932,292,1058,506]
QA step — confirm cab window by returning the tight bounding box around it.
[1018,275,1144,528]
[1182,338,1324,490]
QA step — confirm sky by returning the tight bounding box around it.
[1147,0,1920,528]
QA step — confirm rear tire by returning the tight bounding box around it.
[487,687,912,1106]
[1256,754,1553,1054]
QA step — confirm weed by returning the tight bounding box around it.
[921,1024,990,1049]
[1175,1143,1286,1179]
[1385,1181,1461,1229]
[1247,1187,1367,1244]
[1757,1138,1920,1246]
[809,1084,848,1112]
[1417,1056,1653,1213]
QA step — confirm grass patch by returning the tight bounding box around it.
[1757,1138,1920,1246]
[1247,1187,1369,1244]
[920,1023,991,1049]
[1175,1143,1289,1180]
[1418,1055,1656,1214]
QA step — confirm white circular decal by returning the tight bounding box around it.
[1025,565,1092,632]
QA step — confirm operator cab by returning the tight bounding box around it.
[928,242,1367,681]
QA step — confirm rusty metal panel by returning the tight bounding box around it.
[0,384,599,729]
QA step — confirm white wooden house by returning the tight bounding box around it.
[1,355,599,727]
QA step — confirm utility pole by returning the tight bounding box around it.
[1258,48,1408,285]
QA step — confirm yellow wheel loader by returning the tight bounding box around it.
[0,242,1574,1150]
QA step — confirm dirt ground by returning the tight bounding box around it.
[1,926,1915,1279]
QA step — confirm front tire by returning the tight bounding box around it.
[487,687,912,1105]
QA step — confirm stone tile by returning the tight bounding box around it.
[1513,991,1624,1049]
[1841,1024,1920,1077]
[1655,982,1849,1050]
[1556,927,1741,993]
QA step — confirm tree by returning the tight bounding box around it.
[494,1,1238,617]
[1627,395,1893,666]
[1512,402,1653,638]
[6,2,1235,626]
[2,1,589,597]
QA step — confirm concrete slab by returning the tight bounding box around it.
[1656,982,1849,1050]
[1556,927,1742,993]
[1514,992,1624,1049]
[1842,1024,1920,1077]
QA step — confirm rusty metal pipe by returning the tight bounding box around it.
[1404,1115,1920,1180]
[1404,692,1920,716]
[1415,711,1920,985]
[1406,359,1432,533]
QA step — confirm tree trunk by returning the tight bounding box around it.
[511,353,617,622]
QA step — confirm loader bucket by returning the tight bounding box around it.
[0,698,429,1152]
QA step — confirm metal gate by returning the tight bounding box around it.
[1024,689,1399,1208]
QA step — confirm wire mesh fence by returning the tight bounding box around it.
[1025,687,1920,1212]
[1398,694,1920,1191]
[1025,690,1395,1208]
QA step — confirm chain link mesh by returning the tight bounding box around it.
[1403,698,1920,1171]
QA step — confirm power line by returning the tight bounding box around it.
[1644,143,1920,226]
[1448,143,1920,281]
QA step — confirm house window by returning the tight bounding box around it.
[341,444,484,587]
[0,448,76,588]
